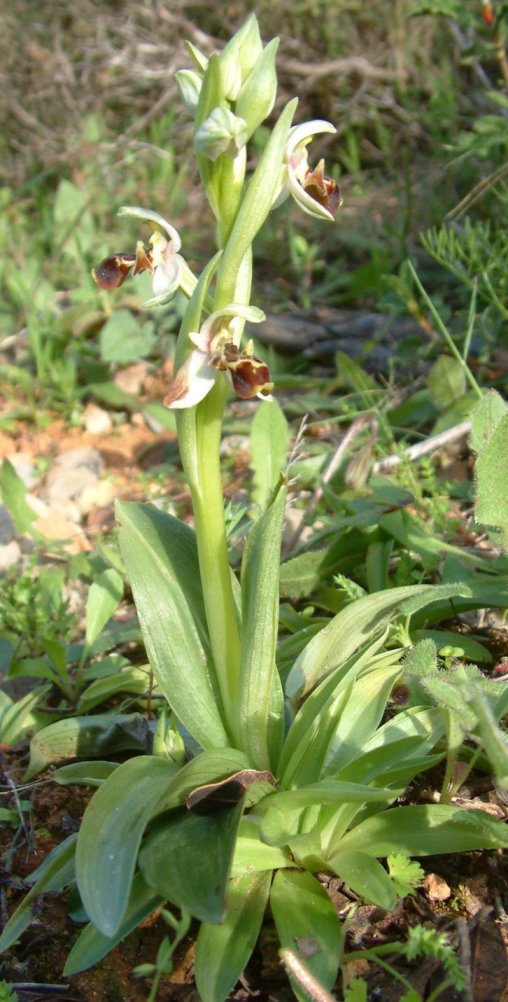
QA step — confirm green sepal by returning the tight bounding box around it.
[139,802,244,924]
[194,870,272,1002]
[270,870,341,1001]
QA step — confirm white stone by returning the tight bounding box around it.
[0,540,21,570]
[83,403,113,435]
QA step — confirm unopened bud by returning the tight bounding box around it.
[236,37,279,139]
[195,107,248,161]
[175,69,202,115]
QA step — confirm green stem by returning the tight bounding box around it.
[190,377,242,739]
[408,260,483,400]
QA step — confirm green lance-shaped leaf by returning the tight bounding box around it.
[64,873,164,975]
[23,712,150,781]
[117,501,230,749]
[0,458,40,536]
[76,755,178,937]
[194,53,227,217]
[270,870,341,1002]
[474,412,508,551]
[333,804,508,858]
[327,850,398,911]
[85,568,123,647]
[236,479,287,770]
[194,870,272,1002]
[215,98,297,307]
[285,584,465,707]
[250,398,289,514]
[0,834,77,953]
[139,802,244,924]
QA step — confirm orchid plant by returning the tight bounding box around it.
[2,17,507,1001]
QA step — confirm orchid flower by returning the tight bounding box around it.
[164,305,273,409]
[276,120,342,221]
[93,206,193,306]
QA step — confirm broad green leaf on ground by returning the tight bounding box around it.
[232,819,292,877]
[52,761,118,786]
[335,804,508,857]
[64,872,164,975]
[76,755,178,937]
[0,685,50,747]
[99,311,156,364]
[194,871,272,1002]
[428,355,465,410]
[117,502,229,749]
[0,834,77,953]
[327,850,397,910]
[139,802,243,924]
[271,870,341,1001]
[85,568,124,646]
[23,713,150,780]
[250,400,289,513]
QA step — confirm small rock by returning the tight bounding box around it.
[83,403,113,435]
[0,505,16,544]
[33,512,89,552]
[44,448,104,505]
[423,873,451,901]
[0,539,21,569]
[79,479,116,515]
[114,361,150,395]
[8,452,38,488]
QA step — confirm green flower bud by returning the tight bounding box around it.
[175,69,202,115]
[219,15,263,97]
[184,39,208,72]
[236,37,279,139]
[195,107,248,161]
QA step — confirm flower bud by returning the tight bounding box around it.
[236,37,279,139]
[219,15,263,97]
[195,107,248,161]
[175,69,202,115]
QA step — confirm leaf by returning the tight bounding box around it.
[323,663,403,776]
[474,412,508,549]
[285,585,433,706]
[250,400,289,513]
[270,870,340,1001]
[470,389,507,452]
[428,355,466,411]
[237,480,286,770]
[0,685,50,747]
[194,871,272,1002]
[387,854,424,897]
[231,819,292,877]
[64,873,164,975]
[328,850,397,910]
[99,311,156,364]
[76,755,178,936]
[0,458,39,536]
[52,761,118,787]
[85,569,124,647]
[0,834,77,953]
[117,501,229,749]
[336,804,508,857]
[139,802,243,923]
[279,551,325,599]
[76,665,150,713]
[23,713,150,780]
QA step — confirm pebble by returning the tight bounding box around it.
[78,479,116,515]
[44,448,104,505]
[114,361,150,395]
[8,452,38,488]
[83,403,113,435]
[0,539,21,570]
[0,505,16,545]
